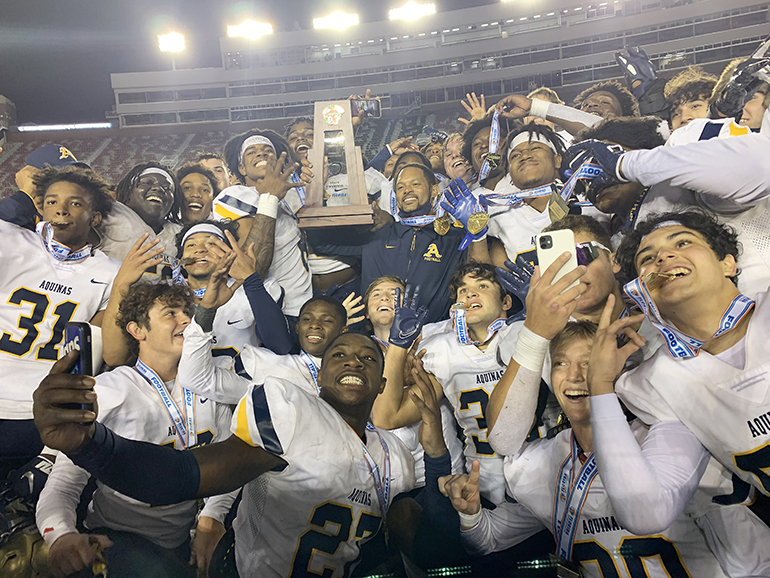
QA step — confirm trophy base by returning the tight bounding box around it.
[297,205,374,229]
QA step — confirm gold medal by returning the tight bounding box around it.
[466,212,489,235]
[433,215,451,235]
[485,153,501,170]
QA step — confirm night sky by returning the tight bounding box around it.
[0,0,494,125]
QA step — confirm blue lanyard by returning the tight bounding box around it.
[553,433,599,560]
[361,423,391,524]
[478,111,501,183]
[559,161,604,204]
[299,350,320,393]
[134,359,197,448]
[482,182,556,207]
[36,221,92,262]
[451,304,507,346]
[624,278,754,359]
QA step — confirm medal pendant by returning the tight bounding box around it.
[466,212,490,235]
[485,153,501,170]
[433,215,451,235]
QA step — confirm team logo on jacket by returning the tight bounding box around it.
[423,243,442,262]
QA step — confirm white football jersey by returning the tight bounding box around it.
[617,290,770,497]
[491,423,766,578]
[36,365,232,549]
[421,323,523,504]
[231,379,415,578]
[0,220,120,419]
[486,200,549,267]
[210,279,282,370]
[96,201,182,283]
[213,185,312,316]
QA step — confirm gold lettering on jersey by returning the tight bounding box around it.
[346,488,372,507]
[581,515,623,535]
[423,243,442,262]
[747,411,770,438]
[38,280,73,296]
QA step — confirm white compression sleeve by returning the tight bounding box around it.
[460,502,546,557]
[590,394,710,535]
[36,454,92,547]
[545,102,604,128]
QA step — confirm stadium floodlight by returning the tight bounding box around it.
[389,1,436,22]
[18,123,112,132]
[313,11,359,30]
[227,20,273,40]
[158,32,185,52]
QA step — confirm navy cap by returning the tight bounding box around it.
[25,144,90,169]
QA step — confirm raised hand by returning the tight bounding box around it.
[388,136,419,156]
[389,285,428,349]
[615,46,657,99]
[586,294,646,396]
[564,139,627,184]
[715,56,770,116]
[495,94,534,119]
[370,201,395,232]
[408,361,447,459]
[439,460,481,518]
[33,351,98,454]
[297,158,314,186]
[116,233,165,286]
[257,151,300,200]
[440,178,489,250]
[496,256,535,323]
[523,253,588,340]
[341,292,366,326]
[199,248,243,310]
[458,92,487,125]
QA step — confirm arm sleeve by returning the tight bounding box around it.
[487,364,543,457]
[365,146,392,172]
[242,273,293,355]
[199,490,240,525]
[178,319,253,405]
[0,190,39,230]
[545,102,603,128]
[590,394,710,535]
[460,501,546,557]
[35,454,91,547]
[305,227,371,259]
[621,134,770,207]
[70,422,201,507]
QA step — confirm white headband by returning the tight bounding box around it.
[139,168,175,193]
[508,132,558,158]
[652,220,684,231]
[181,223,227,248]
[240,135,276,163]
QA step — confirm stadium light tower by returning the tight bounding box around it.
[227,20,274,39]
[158,32,185,70]
[389,1,436,21]
[313,11,360,30]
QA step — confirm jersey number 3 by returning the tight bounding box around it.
[0,288,78,360]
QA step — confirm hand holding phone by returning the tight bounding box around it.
[535,230,580,292]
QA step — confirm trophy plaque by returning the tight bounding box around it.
[298,100,374,228]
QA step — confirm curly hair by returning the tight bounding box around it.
[33,166,114,218]
[615,211,741,286]
[283,117,314,137]
[573,80,640,117]
[224,129,290,185]
[175,161,220,198]
[115,161,183,224]
[663,66,717,110]
[575,116,666,151]
[449,262,506,303]
[116,283,195,358]
[544,215,613,251]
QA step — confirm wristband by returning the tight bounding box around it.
[256,193,279,219]
[528,98,550,120]
[458,508,483,529]
[512,325,550,373]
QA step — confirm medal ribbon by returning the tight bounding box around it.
[451,306,507,346]
[291,171,306,208]
[559,162,604,204]
[372,335,389,350]
[299,350,320,393]
[623,277,754,359]
[478,111,501,183]
[390,189,449,227]
[552,433,599,560]
[361,423,392,524]
[482,182,556,208]
[36,221,92,262]
[134,359,197,448]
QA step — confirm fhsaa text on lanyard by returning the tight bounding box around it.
[624,277,754,359]
[134,359,197,448]
[299,351,320,394]
[553,433,599,562]
[451,303,506,346]
[362,424,391,526]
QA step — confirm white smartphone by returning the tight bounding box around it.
[535,229,579,292]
